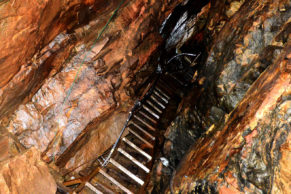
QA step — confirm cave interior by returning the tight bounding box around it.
[0,0,290,194]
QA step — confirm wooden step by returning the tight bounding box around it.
[130,122,155,141]
[120,141,149,164]
[142,105,160,119]
[90,179,115,194]
[128,128,153,149]
[91,170,124,193]
[154,87,170,100]
[114,148,147,177]
[150,95,166,109]
[146,100,163,114]
[109,158,144,185]
[153,90,169,104]
[122,137,152,161]
[138,110,158,124]
[85,182,103,194]
[156,82,174,95]
[176,72,191,83]
[185,71,193,80]
[147,98,165,112]
[117,148,150,173]
[134,115,156,131]
[99,169,133,194]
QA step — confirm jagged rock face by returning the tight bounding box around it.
[207,0,290,112]
[193,0,291,123]
[167,0,291,193]
[0,0,98,118]
[6,38,116,159]
[173,77,290,193]
[0,0,183,174]
[163,108,203,167]
[0,147,57,194]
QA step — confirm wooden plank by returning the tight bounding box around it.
[150,95,166,109]
[122,137,152,161]
[128,128,153,148]
[134,115,156,131]
[109,158,144,185]
[153,90,169,103]
[154,87,170,100]
[131,122,155,140]
[118,148,150,173]
[139,110,158,124]
[85,182,103,194]
[99,169,133,194]
[146,100,163,114]
[142,105,160,119]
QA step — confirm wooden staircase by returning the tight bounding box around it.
[62,62,196,194]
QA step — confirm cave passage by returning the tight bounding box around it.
[0,0,290,194]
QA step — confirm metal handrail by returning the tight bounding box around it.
[100,73,160,166]
[166,53,198,64]
[100,102,137,166]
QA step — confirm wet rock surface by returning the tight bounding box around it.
[146,0,291,193]
[164,109,203,167]
[170,0,291,191]
[63,108,128,171]
[174,82,290,193]
[199,0,291,116]
[6,42,116,161]
[213,0,290,112]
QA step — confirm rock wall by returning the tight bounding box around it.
[167,0,291,193]
[0,0,99,118]
[174,45,290,193]
[0,147,57,194]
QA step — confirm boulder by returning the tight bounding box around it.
[0,147,57,194]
